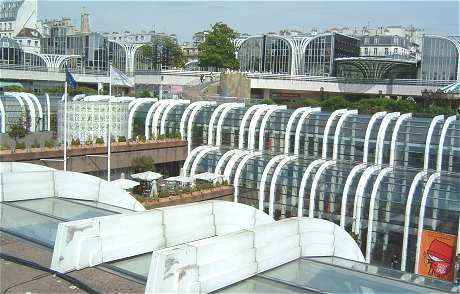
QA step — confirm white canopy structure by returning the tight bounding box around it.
[111,178,140,190]
[131,171,162,181]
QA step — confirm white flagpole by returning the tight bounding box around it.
[63,81,68,171]
[107,64,112,182]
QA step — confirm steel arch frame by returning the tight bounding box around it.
[145,100,167,139]
[187,101,216,154]
[180,102,202,139]
[423,115,444,171]
[5,92,37,132]
[223,150,250,183]
[340,163,368,227]
[414,172,440,274]
[160,100,189,135]
[215,149,240,175]
[127,98,156,138]
[0,99,5,133]
[233,151,262,203]
[215,103,245,147]
[332,110,358,160]
[352,165,382,234]
[258,105,287,151]
[248,105,272,150]
[365,166,393,262]
[181,146,209,177]
[190,146,219,177]
[308,160,337,217]
[238,104,266,149]
[389,113,412,166]
[375,112,400,165]
[297,159,325,217]
[400,170,428,271]
[258,154,286,212]
[284,107,310,154]
[363,112,387,163]
[436,115,457,172]
[207,103,230,146]
[294,107,321,155]
[322,109,348,159]
[268,155,298,217]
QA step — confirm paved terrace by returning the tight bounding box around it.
[1,68,450,96]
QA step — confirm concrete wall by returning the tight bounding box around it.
[0,140,187,173]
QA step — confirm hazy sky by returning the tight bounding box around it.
[37,1,460,42]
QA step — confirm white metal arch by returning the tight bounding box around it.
[436,115,457,172]
[190,146,219,177]
[423,115,444,171]
[44,93,51,131]
[352,165,382,234]
[233,151,262,203]
[215,149,240,175]
[248,105,272,150]
[365,166,393,262]
[160,100,189,135]
[5,92,36,132]
[180,102,202,139]
[258,105,287,151]
[414,172,440,274]
[340,163,368,227]
[308,160,337,217]
[322,109,348,159]
[363,112,387,163]
[284,107,310,154]
[0,98,5,133]
[207,103,230,146]
[181,145,209,177]
[187,101,216,154]
[297,159,325,217]
[223,150,250,183]
[24,93,44,128]
[127,98,156,138]
[375,112,400,165]
[238,104,266,149]
[400,170,428,271]
[258,154,286,212]
[332,110,358,160]
[151,100,176,139]
[144,100,166,139]
[294,107,321,155]
[268,155,298,217]
[215,103,244,147]
[389,113,412,166]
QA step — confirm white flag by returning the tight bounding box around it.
[110,66,134,87]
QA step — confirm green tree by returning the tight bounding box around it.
[131,156,156,173]
[138,36,187,70]
[7,115,28,150]
[198,22,239,70]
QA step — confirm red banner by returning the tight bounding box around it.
[418,230,457,282]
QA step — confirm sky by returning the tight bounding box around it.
[37,1,460,42]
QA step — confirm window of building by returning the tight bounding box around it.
[374,37,378,44]
[394,48,398,54]
[364,48,369,55]
[373,47,378,55]
[385,48,389,55]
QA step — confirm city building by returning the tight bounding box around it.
[360,35,414,59]
[235,32,360,76]
[420,35,460,81]
[193,30,209,47]
[0,0,37,38]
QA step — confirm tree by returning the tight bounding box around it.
[198,22,239,70]
[138,36,187,70]
[7,115,28,150]
[131,156,156,173]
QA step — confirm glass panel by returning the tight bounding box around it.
[9,198,115,220]
[108,253,152,280]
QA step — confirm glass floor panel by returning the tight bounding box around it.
[0,197,119,247]
[9,197,116,220]
[107,253,152,281]
[258,259,444,293]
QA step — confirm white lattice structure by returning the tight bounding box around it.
[58,99,130,143]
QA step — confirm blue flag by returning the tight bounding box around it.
[65,64,77,89]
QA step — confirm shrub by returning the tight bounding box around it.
[15,142,26,149]
[138,135,146,142]
[95,137,104,145]
[44,139,56,148]
[85,138,93,145]
[117,136,126,142]
[71,138,81,146]
[0,144,9,151]
[320,96,353,111]
[131,156,156,173]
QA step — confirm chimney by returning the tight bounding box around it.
[81,9,90,34]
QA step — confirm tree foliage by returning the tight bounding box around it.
[139,36,187,69]
[198,22,239,70]
[7,114,28,144]
[131,156,156,173]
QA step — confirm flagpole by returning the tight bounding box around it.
[107,63,112,182]
[63,81,68,172]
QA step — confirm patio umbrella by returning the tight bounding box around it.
[131,171,163,181]
[111,178,140,190]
